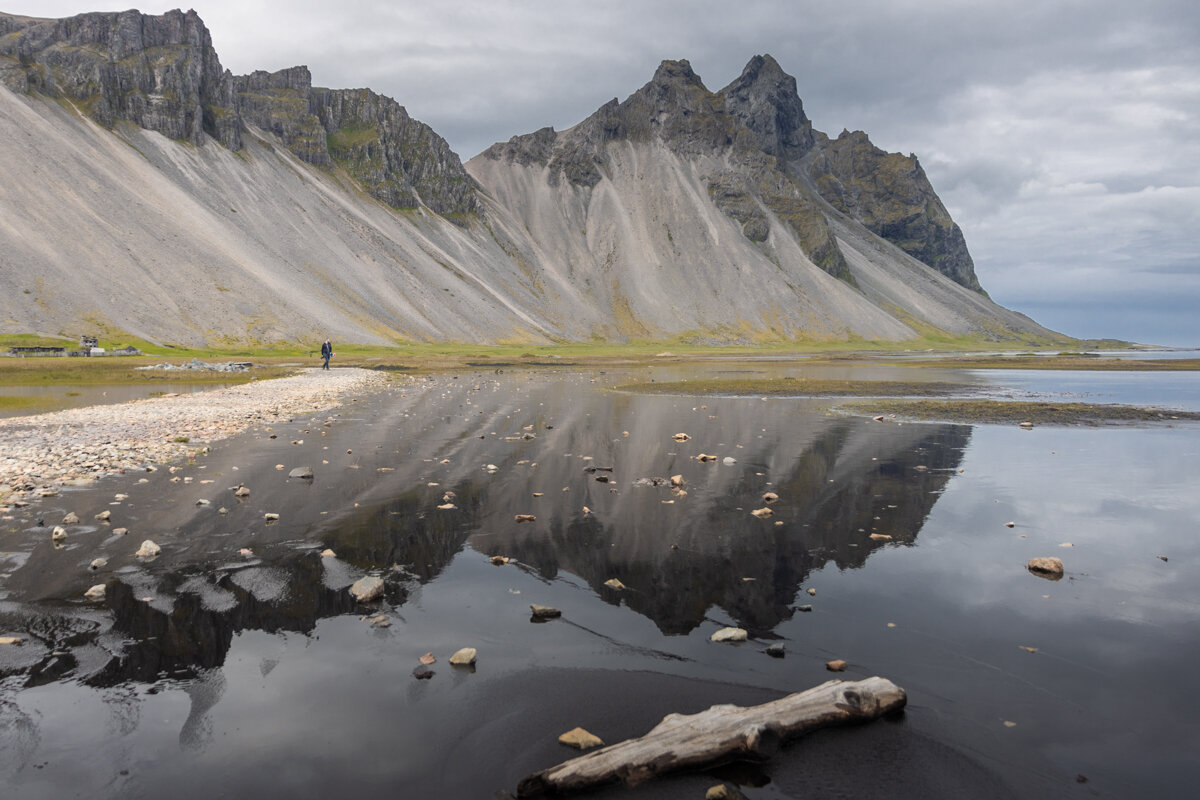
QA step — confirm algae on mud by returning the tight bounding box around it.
[891,355,1200,371]
[837,399,1200,425]
[614,377,975,397]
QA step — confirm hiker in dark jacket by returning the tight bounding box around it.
[320,339,333,369]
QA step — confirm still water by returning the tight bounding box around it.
[1,366,1198,798]
[0,383,236,418]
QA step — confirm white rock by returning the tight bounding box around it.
[84,583,106,600]
[449,647,477,666]
[711,627,748,643]
[349,575,385,602]
[135,540,161,558]
[51,525,67,541]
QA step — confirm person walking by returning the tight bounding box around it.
[320,338,333,370]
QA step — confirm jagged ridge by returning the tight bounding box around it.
[483,54,980,292]
[0,10,476,217]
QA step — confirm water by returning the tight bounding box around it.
[0,383,236,418]
[970,369,1200,411]
[1,367,1198,798]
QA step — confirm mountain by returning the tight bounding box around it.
[0,9,1059,346]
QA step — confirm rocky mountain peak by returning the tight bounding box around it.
[719,53,814,160]
[650,58,703,87]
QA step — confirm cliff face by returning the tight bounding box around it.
[0,10,476,217]
[233,68,478,216]
[808,129,982,292]
[0,9,241,148]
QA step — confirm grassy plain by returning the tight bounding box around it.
[3,332,1190,424]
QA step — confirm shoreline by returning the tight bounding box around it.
[0,367,389,505]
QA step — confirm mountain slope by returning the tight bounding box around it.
[0,9,1059,346]
[469,57,1050,342]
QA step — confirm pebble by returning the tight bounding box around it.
[826,659,848,672]
[349,576,385,602]
[449,647,477,666]
[530,604,561,619]
[135,540,161,558]
[84,583,106,600]
[558,727,604,750]
[1027,557,1064,578]
[711,627,748,643]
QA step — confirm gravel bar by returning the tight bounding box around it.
[0,368,388,503]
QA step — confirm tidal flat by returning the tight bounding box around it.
[1,358,1198,799]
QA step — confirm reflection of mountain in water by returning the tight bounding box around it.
[0,371,969,687]
[1,554,364,690]
[480,415,971,634]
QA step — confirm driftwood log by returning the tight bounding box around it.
[517,676,906,797]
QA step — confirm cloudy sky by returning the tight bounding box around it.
[11,1,1200,345]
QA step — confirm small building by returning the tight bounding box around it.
[8,346,66,357]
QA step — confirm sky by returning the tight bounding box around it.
[9,1,1200,346]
